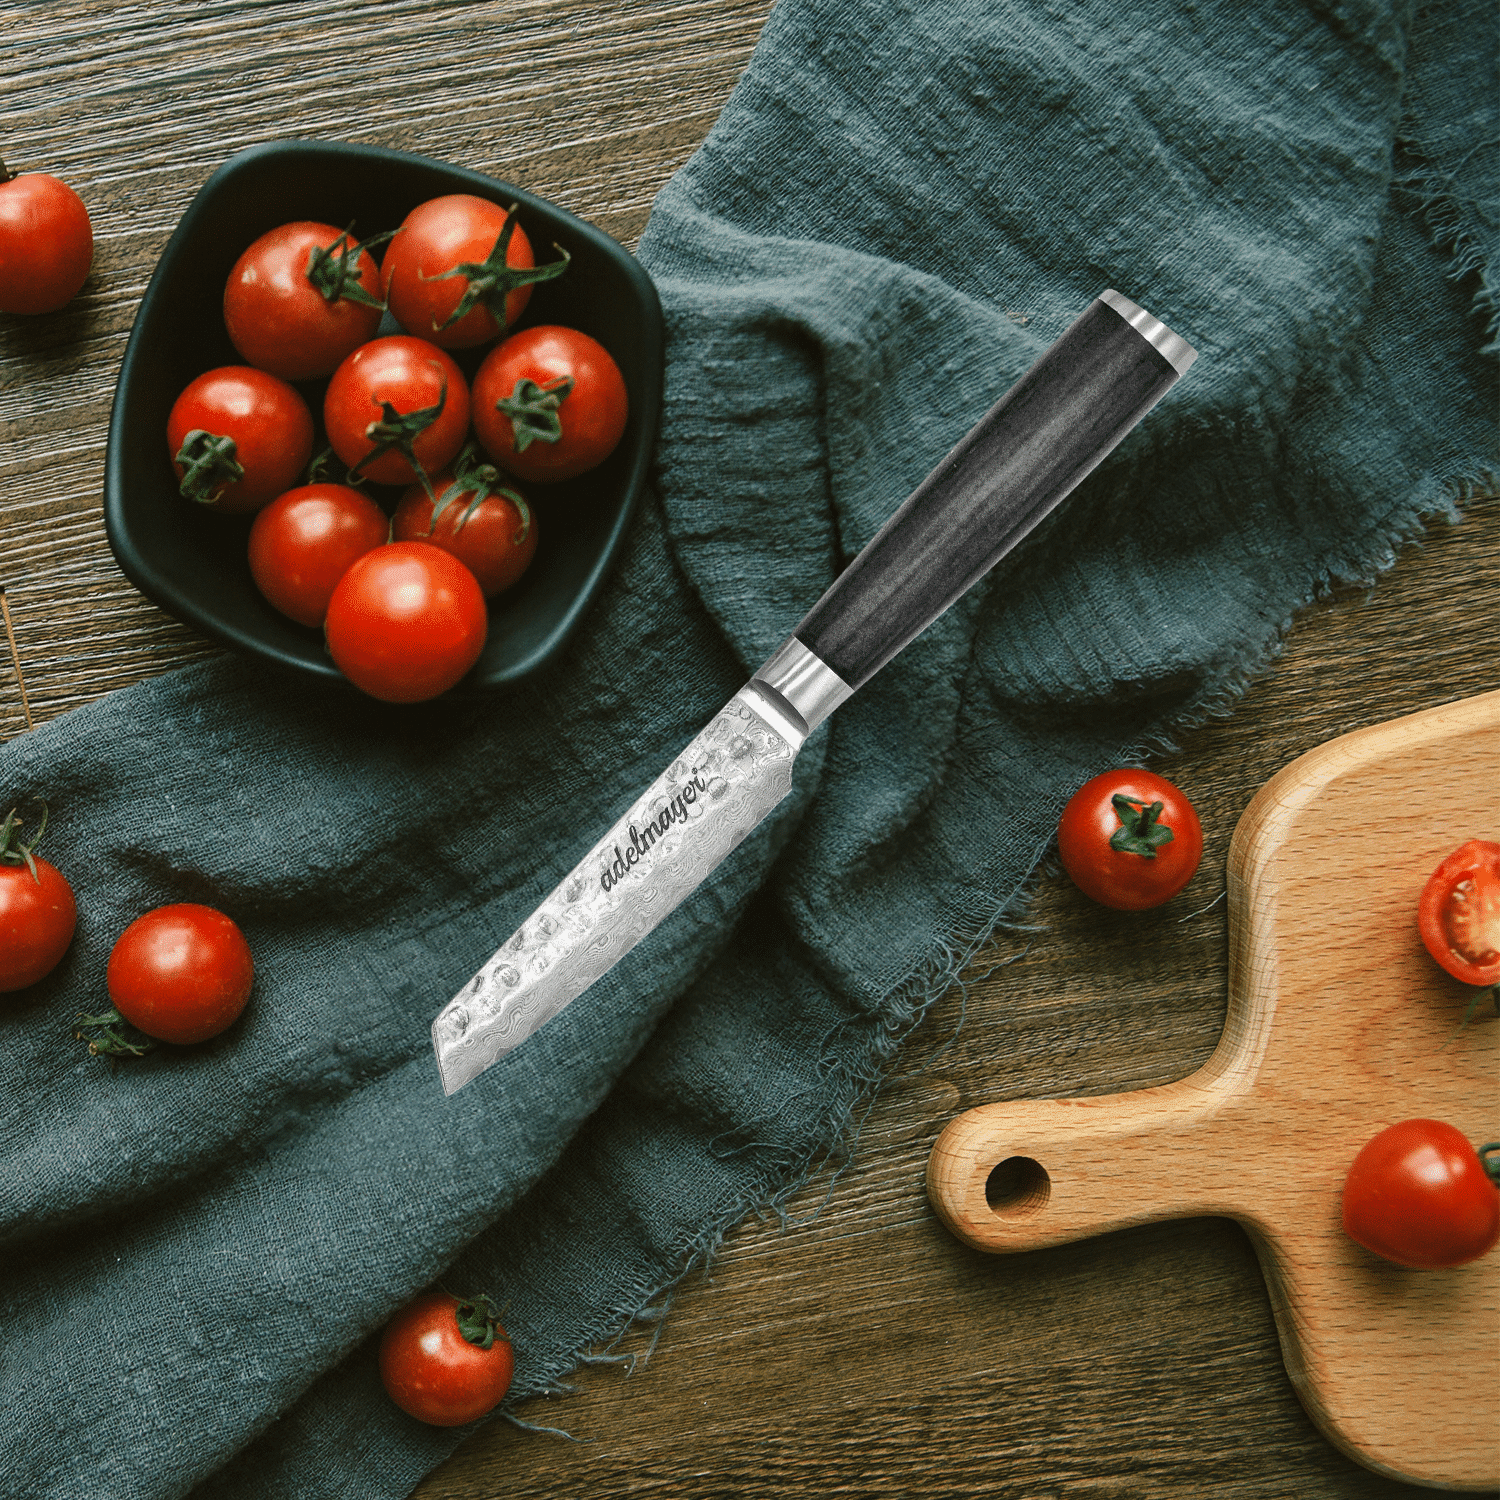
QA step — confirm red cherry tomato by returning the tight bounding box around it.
[223,221,386,381]
[1417,839,1500,988]
[323,336,470,488]
[1343,1119,1500,1269]
[392,459,537,598]
[380,195,567,350]
[0,803,77,992]
[107,903,254,1045]
[247,483,390,626]
[324,541,487,703]
[1056,768,1204,911]
[379,1291,515,1427]
[0,166,93,315]
[473,325,628,483]
[167,366,315,514]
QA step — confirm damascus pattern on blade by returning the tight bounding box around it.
[433,688,802,1094]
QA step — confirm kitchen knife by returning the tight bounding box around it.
[432,289,1198,1094]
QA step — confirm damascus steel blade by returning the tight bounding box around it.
[433,685,805,1094]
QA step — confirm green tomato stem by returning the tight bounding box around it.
[0,797,49,882]
[498,375,574,452]
[74,1007,157,1059]
[304,223,394,310]
[1108,793,1175,859]
[453,1292,510,1350]
[175,430,244,506]
[421,203,570,333]
[1479,1142,1500,1188]
[349,377,451,506]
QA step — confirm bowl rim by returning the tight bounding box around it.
[103,137,664,694]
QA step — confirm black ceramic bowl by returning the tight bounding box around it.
[104,139,663,693]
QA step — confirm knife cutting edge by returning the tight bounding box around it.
[432,289,1198,1094]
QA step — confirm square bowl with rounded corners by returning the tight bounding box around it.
[104,139,663,694]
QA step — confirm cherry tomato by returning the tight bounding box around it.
[392,454,537,598]
[0,164,92,315]
[1056,768,1204,911]
[167,366,314,514]
[324,541,487,703]
[1417,839,1500,988]
[106,903,254,1045]
[0,803,77,992]
[1342,1119,1500,1269]
[380,195,567,350]
[473,325,628,483]
[223,221,386,381]
[379,1291,514,1427]
[323,336,470,488]
[248,483,390,626]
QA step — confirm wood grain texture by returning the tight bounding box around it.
[2,3,1498,1496]
[928,691,1500,1490]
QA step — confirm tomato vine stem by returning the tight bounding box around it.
[175,429,244,505]
[350,372,452,505]
[0,798,48,881]
[1108,793,1175,858]
[74,1006,157,1059]
[304,223,394,310]
[421,203,570,333]
[1480,1143,1500,1187]
[430,441,532,542]
[452,1291,510,1349]
[497,375,574,452]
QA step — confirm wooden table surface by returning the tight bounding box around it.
[3,2,1496,1496]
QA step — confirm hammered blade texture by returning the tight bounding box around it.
[433,689,799,1093]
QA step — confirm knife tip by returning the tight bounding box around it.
[431,1028,469,1097]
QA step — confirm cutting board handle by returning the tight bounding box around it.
[926,1076,1246,1254]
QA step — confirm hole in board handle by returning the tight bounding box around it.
[985,1155,1051,1219]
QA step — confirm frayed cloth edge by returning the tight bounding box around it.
[1394,125,1500,352]
[494,466,1496,1434]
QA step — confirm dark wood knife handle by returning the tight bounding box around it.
[795,295,1192,692]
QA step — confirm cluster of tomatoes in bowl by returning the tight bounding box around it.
[164,194,628,703]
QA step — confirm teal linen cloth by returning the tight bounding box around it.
[1,0,1494,1495]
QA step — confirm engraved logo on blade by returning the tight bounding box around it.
[598,765,711,893]
[432,692,798,1091]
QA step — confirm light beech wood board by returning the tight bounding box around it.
[928,690,1500,1492]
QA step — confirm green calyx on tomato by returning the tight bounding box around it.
[497,375,575,452]
[348,379,451,502]
[0,798,48,883]
[1483,1144,1500,1187]
[74,1006,157,1059]
[305,444,371,492]
[0,797,77,994]
[422,204,570,334]
[174,429,244,505]
[431,442,532,542]
[453,1292,510,1351]
[304,223,394,310]
[1107,794,1175,858]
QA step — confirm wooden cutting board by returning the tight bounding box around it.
[927,690,1500,1492]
